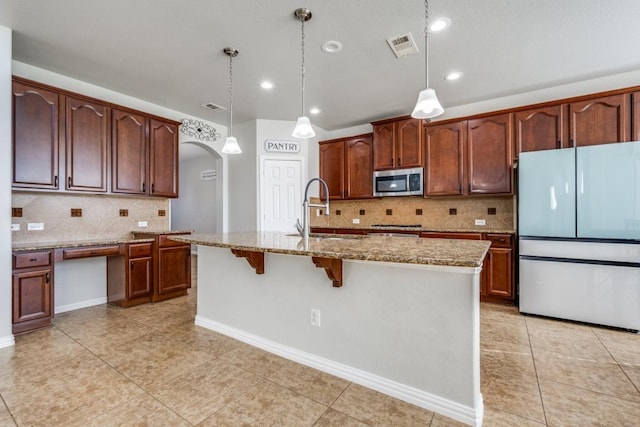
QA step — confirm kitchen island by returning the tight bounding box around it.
[170,232,490,426]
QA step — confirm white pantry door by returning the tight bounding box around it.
[261,158,302,232]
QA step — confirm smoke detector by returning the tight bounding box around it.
[202,102,226,112]
[386,33,419,58]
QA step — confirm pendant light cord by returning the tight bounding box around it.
[228,53,233,136]
[300,17,306,116]
[424,0,430,89]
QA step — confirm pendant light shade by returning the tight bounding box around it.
[411,0,444,119]
[292,116,315,139]
[292,8,316,139]
[411,88,444,119]
[221,136,241,154]
[222,47,242,154]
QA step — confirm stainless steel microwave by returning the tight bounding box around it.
[373,167,423,197]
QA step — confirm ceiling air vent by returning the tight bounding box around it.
[202,102,226,112]
[386,33,419,58]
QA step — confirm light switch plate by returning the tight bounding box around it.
[27,222,44,231]
[137,221,148,228]
[475,219,486,226]
[352,218,360,224]
[11,224,20,231]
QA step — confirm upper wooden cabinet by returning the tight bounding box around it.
[319,134,373,200]
[112,109,147,195]
[12,77,179,198]
[12,81,60,190]
[372,117,423,170]
[149,119,179,198]
[424,121,466,196]
[514,105,568,157]
[569,94,630,147]
[65,96,109,192]
[467,114,513,195]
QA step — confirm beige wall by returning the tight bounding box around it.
[310,196,515,232]
[12,192,170,243]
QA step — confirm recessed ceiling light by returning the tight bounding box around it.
[444,71,463,81]
[321,40,343,53]
[309,107,320,115]
[430,18,451,32]
[260,81,274,89]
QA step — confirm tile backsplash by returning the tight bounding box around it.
[11,192,170,243]
[310,196,515,231]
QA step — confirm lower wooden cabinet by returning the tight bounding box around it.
[12,250,54,334]
[107,242,153,307]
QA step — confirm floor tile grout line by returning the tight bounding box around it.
[0,393,18,427]
[591,326,640,396]
[524,316,549,427]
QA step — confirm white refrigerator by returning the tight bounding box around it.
[518,142,640,330]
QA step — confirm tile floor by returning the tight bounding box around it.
[1,257,639,426]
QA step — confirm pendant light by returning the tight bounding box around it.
[221,47,242,154]
[411,0,444,119]
[292,8,316,139]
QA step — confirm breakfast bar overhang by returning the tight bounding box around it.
[170,232,490,426]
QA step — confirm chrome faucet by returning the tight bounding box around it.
[296,177,330,241]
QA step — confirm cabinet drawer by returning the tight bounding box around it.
[13,251,52,269]
[59,245,122,260]
[486,233,513,248]
[158,235,189,248]
[128,243,153,258]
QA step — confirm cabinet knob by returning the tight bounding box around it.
[68,176,72,188]
[151,183,155,193]
[45,272,50,283]
[141,182,146,192]
[130,261,134,270]
[54,176,58,187]
[556,140,561,149]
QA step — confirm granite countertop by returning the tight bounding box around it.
[314,225,516,234]
[12,237,155,252]
[132,230,193,236]
[169,231,491,268]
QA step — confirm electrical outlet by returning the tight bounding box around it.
[475,219,486,226]
[11,224,20,231]
[27,222,44,231]
[352,218,360,224]
[316,209,321,216]
[310,308,321,327]
[137,221,148,228]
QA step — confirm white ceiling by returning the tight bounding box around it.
[2,0,640,132]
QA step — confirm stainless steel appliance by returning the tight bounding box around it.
[518,142,640,330]
[373,167,423,197]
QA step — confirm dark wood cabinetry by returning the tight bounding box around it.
[319,134,373,200]
[634,92,640,141]
[372,117,423,170]
[65,96,109,192]
[514,105,568,156]
[107,242,153,307]
[12,77,179,198]
[12,251,54,334]
[483,234,514,303]
[12,81,60,190]
[424,121,466,196]
[569,94,630,147]
[467,114,513,195]
[134,233,192,303]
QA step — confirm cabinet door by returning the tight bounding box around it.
[149,119,179,197]
[570,94,630,147]
[345,135,373,199]
[424,121,466,196]
[157,246,191,296]
[372,122,395,170]
[485,247,513,299]
[319,140,345,200]
[467,114,513,194]
[112,109,147,195]
[65,96,109,192]
[514,105,568,157]
[129,257,152,299]
[12,269,53,323]
[12,81,59,189]
[632,92,640,141]
[396,118,423,168]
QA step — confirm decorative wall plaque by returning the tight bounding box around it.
[180,119,221,142]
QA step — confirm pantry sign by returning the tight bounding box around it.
[264,140,300,153]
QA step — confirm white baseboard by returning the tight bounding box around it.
[55,297,107,314]
[0,334,15,349]
[195,315,483,426]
